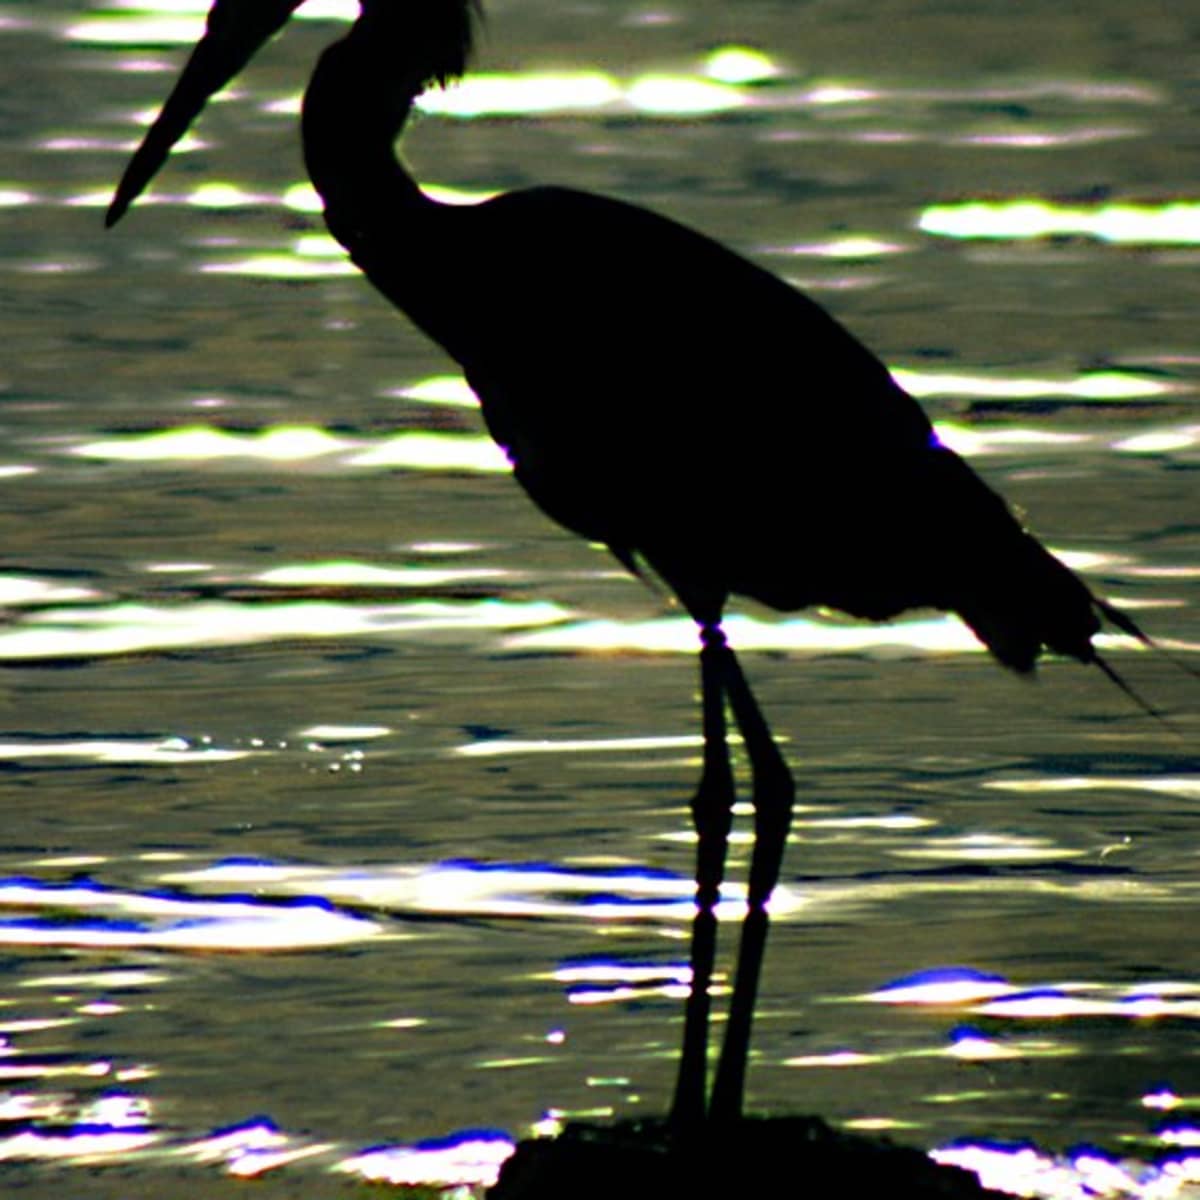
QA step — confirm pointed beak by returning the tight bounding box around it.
[106,0,304,227]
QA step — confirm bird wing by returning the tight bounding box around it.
[354,183,1109,667]
[429,187,935,571]
[461,185,933,451]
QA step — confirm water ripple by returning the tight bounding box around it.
[0,598,569,660]
[0,879,381,951]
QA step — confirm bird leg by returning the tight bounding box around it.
[708,636,795,1123]
[670,622,736,1128]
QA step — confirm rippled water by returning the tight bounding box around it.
[1,1,1198,1196]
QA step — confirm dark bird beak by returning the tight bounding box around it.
[106,0,305,227]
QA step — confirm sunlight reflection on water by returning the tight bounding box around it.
[3,1,1198,1197]
[0,878,382,950]
[69,424,511,471]
[920,199,1200,246]
[0,598,568,659]
[0,1114,516,1189]
[933,1144,1200,1200]
[152,854,1198,927]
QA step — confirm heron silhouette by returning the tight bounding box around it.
[107,0,1152,1125]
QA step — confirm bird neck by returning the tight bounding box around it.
[300,31,439,248]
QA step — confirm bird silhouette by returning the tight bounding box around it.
[107,0,1152,1124]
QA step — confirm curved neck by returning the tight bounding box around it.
[300,29,436,249]
[297,18,486,367]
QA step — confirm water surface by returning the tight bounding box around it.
[1,1,1197,1195]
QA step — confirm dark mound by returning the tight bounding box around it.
[489,1115,1008,1199]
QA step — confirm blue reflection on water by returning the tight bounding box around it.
[934,1138,1200,1200]
[339,1126,516,1187]
[0,876,381,950]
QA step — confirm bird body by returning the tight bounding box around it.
[107,0,1145,1123]
[300,10,1098,665]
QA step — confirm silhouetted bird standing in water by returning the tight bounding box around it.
[108,0,1152,1125]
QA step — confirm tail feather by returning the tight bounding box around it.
[882,449,1101,674]
[1092,649,1173,727]
[953,531,1181,723]
[1094,597,1153,648]
[1096,597,1200,683]
[954,533,1099,674]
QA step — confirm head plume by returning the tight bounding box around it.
[357,0,481,89]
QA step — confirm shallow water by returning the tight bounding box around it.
[1,1,1198,1196]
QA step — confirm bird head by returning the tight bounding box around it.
[107,0,484,227]
[106,0,305,227]
[354,0,480,90]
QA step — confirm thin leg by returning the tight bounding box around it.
[709,642,795,1122]
[670,623,735,1127]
